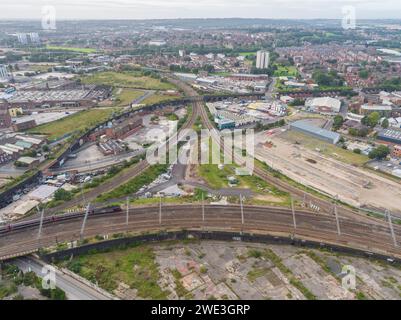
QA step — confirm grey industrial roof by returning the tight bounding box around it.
[290,120,341,141]
[378,128,401,141]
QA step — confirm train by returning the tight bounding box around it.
[0,205,122,235]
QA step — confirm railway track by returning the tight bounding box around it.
[1,204,400,261]
[47,77,201,215]
[5,76,399,263]
[187,79,391,226]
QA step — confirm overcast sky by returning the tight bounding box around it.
[0,0,400,20]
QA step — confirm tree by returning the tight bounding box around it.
[368,145,390,160]
[333,115,344,130]
[359,69,369,79]
[362,112,380,128]
[382,118,389,129]
[54,188,72,201]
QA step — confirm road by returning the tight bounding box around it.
[1,204,401,261]
[13,256,113,300]
[47,79,200,215]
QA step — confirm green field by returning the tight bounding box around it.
[46,45,97,53]
[82,71,175,90]
[281,130,368,166]
[273,64,299,77]
[60,245,168,299]
[113,89,145,107]
[27,108,118,140]
[198,163,289,205]
[141,93,181,105]
[238,52,256,58]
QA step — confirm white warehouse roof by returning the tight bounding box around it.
[305,97,342,112]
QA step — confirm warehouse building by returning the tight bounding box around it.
[305,97,342,114]
[377,128,401,145]
[290,120,341,144]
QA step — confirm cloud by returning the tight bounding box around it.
[0,0,400,19]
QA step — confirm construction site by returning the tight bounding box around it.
[255,128,401,216]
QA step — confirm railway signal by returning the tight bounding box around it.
[386,210,398,247]
[291,195,297,230]
[80,203,91,241]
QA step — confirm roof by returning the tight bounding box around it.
[28,185,58,201]
[361,104,392,111]
[378,128,401,142]
[290,120,341,142]
[15,140,32,149]
[305,97,341,111]
[17,156,37,164]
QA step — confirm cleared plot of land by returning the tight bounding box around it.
[46,45,97,53]
[82,71,175,90]
[197,164,290,206]
[255,130,401,214]
[27,108,118,140]
[59,241,401,300]
[282,130,368,166]
[59,245,168,299]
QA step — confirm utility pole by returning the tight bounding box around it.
[80,203,91,241]
[126,196,129,226]
[291,195,297,230]
[240,194,244,225]
[201,192,205,223]
[159,195,162,225]
[334,197,341,236]
[386,210,398,247]
[36,206,45,244]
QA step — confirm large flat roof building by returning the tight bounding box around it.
[305,97,342,114]
[290,120,341,144]
[377,128,401,145]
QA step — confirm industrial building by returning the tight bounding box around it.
[290,120,341,144]
[305,97,342,114]
[377,128,401,145]
[360,104,392,116]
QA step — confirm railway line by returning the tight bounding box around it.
[189,79,390,226]
[1,204,401,261]
[3,76,400,263]
[47,78,201,215]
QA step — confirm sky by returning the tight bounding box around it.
[0,0,400,20]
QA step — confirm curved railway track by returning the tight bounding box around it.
[5,76,399,263]
[47,80,200,215]
[1,204,400,261]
